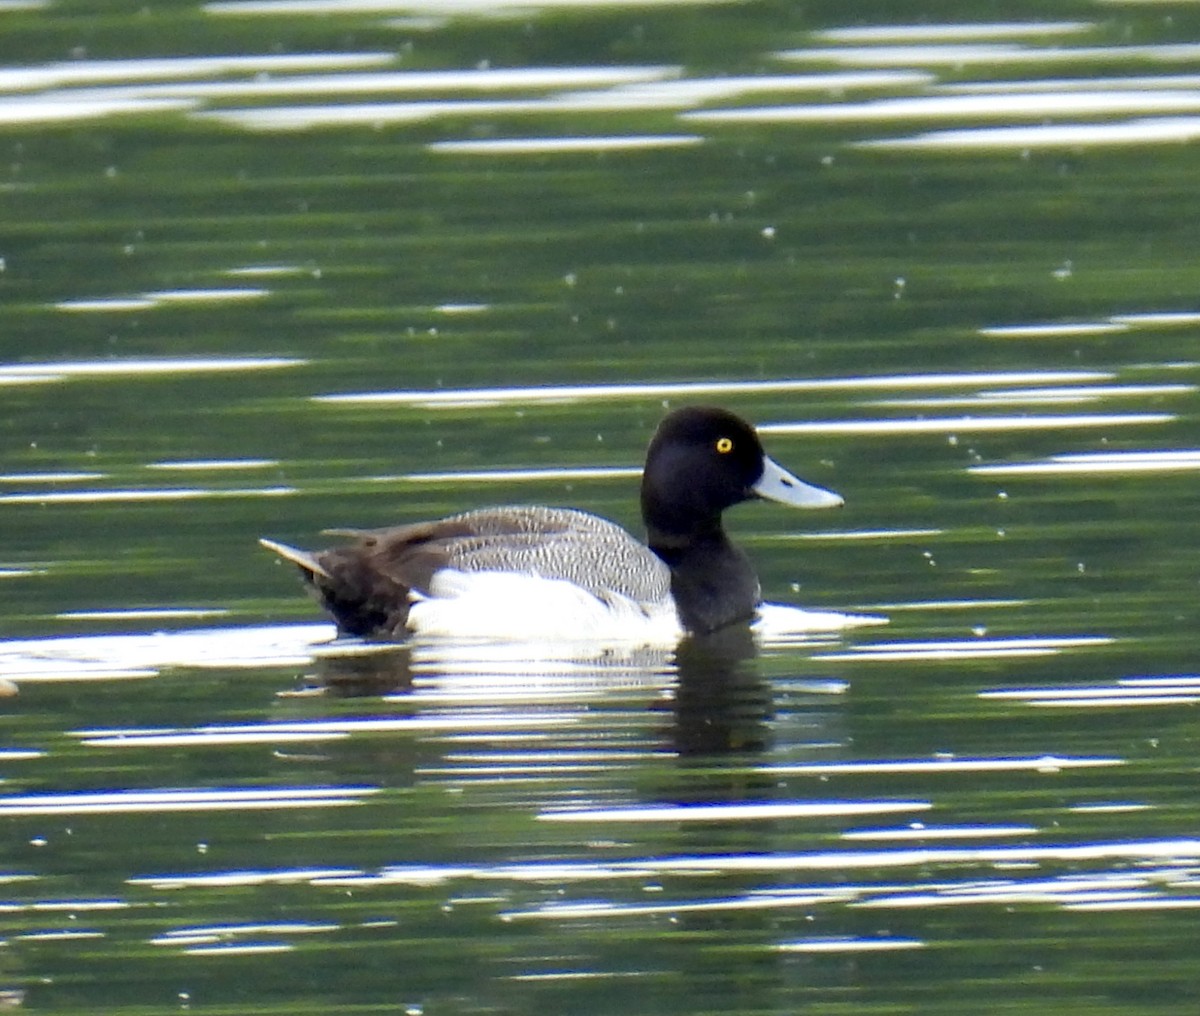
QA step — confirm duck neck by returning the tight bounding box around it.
[647,525,760,636]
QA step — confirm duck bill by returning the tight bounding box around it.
[752,455,843,509]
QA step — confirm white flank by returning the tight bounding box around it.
[410,570,682,643]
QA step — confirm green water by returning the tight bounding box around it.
[4,3,1200,1014]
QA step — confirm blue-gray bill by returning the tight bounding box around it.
[752,455,843,509]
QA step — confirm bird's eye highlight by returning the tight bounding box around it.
[715,437,734,454]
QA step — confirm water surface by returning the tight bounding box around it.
[4,3,1200,1014]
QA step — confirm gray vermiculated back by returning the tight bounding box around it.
[440,506,670,603]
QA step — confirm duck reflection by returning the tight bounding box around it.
[299,625,781,759]
[668,626,771,755]
[306,642,416,698]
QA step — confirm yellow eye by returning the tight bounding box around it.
[715,437,734,454]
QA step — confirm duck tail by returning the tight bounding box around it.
[259,537,332,580]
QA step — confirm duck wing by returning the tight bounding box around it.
[264,506,670,639]
[422,506,670,603]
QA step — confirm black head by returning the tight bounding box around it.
[639,406,842,634]
[640,405,841,540]
[640,407,767,537]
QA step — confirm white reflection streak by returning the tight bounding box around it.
[509,972,650,982]
[759,755,1124,776]
[815,635,1114,662]
[77,729,350,747]
[226,264,309,277]
[572,70,934,103]
[971,450,1200,476]
[639,838,1200,873]
[53,298,157,312]
[0,486,296,505]
[26,899,129,911]
[0,667,156,682]
[943,75,1200,95]
[930,875,1148,896]
[0,874,38,886]
[314,370,1113,406]
[154,920,339,945]
[0,97,194,124]
[848,636,1112,651]
[502,889,858,921]
[310,862,642,888]
[56,609,230,621]
[761,414,1173,436]
[842,824,1039,841]
[777,43,1200,67]
[770,528,944,541]
[0,623,334,680]
[859,118,1200,150]
[396,466,640,484]
[1108,310,1200,325]
[688,90,1200,124]
[195,97,694,130]
[428,136,704,154]
[441,750,657,764]
[0,787,377,816]
[497,857,1200,921]
[1122,676,1200,688]
[0,53,395,91]
[419,764,628,777]
[0,356,305,379]
[980,685,1200,707]
[855,889,1153,909]
[186,942,295,955]
[133,841,1197,901]
[819,648,1054,661]
[881,384,1197,409]
[0,748,44,760]
[128,867,363,889]
[314,865,481,888]
[814,22,1093,43]
[1068,803,1152,814]
[778,938,925,953]
[434,302,490,313]
[0,373,60,385]
[58,291,271,312]
[538,800,931,823]
[63,66,680,101]
[74,714,579,746]
[1065,898,1200,911]
[1033,696,1200,708]
[147,459,279,471]
[980,322,1131,337]
[0,471,105,482]
[141,287,270,303]
[877,395,1099,408]
[206,0,742,13]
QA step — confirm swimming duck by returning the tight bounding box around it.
[260,406,843,641]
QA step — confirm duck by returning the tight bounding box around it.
[260,406,844,642]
